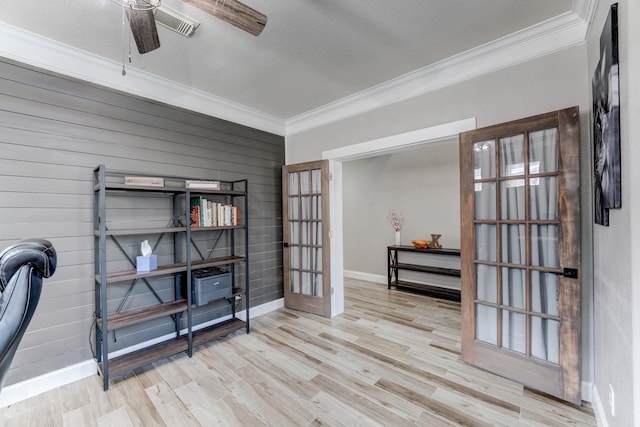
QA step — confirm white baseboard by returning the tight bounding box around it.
[0,360,97,408]
[343,269,386,284]
[242,297,285,319]
[591,384,608,427]
[343,269,460,291]
[581,380,593,403]
[0,298,284,408]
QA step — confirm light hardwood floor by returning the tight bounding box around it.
[0,278,596,426]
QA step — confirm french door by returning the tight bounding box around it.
[459,107,581,403]
[282,160,332,317]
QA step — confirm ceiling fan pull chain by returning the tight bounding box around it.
[121,3,127,76]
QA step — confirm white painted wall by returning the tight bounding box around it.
[342,140,460,281]
[588,2,640,426]
[286,44,596,394]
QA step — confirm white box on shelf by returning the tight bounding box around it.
[185,180,220,190]
[136,255,158,272]
[124,176,165,187]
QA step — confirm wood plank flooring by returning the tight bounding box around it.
[0,278,596,426]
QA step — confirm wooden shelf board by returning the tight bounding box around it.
[190,225,246,231]
[391,280,461,302]
[93,227,187,237]
[96,183,245,197]
[191,257,246,269]
[388,246,461,256]
[97,299,188,331]
[103,337,186,378]
[93,225,246,237]
[96,256,246,285]
[187,189,246,196]
[99,183,184,193]
[102,318,247,379]
[391,263,461,277]
[191,318,247,347]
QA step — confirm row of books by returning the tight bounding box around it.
[190,197,240,227]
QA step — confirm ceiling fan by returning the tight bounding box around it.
[118,0,267,54]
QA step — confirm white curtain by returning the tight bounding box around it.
[474,140,497,344]
[475,129,559,363]
[528,129,559,363]
[500,134,526,354]
[311,168,322,297]
[287,169,323,298]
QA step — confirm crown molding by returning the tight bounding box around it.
[286,0,596,135]
[0,0,597,138]
[0,23,286,136]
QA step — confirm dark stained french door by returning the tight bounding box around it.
[459,107,582,403]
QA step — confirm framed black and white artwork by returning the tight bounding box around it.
[592,3,620,226]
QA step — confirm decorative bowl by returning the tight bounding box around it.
[411,239,430,249]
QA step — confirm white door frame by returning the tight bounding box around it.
[320,117,477,316]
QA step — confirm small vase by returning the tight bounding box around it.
[395,231,401,246]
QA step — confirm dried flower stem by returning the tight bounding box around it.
[387,209,404,231]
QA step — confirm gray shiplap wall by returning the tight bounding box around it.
[0,59,284,385]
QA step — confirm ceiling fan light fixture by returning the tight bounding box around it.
[111,0,161,11]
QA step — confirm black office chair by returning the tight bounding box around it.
[0,239,56,393]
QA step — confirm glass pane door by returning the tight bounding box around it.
[474,129,561,356]
[288,168,323,297]
[282,160,331,317]
[460,107,581,404]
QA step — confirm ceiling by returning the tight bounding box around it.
[0,0,592,134]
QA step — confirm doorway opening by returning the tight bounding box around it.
[321,118,476,316]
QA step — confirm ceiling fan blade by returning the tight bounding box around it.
[182,0,267,36]
[125,8,161,54]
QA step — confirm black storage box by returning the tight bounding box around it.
[190,267,232,306]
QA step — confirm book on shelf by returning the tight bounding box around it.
[232,206,239,226]
[212,201,218,227]
[203,198,211,227]
[224,205,232,226]
[124,176,164,187]
[207,200,214,227]
[185,180,220,190]
[190,197,239,227]
[190,197,201,227]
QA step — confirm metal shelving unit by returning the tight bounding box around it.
[93,165,249,390]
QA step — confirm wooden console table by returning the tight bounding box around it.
[387,245,461,302]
